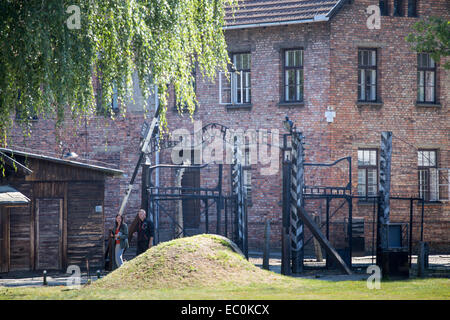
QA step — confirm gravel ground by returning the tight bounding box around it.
[249,253,450,281]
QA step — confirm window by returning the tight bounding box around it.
[232,53,251,104]
[393,0,403,16]
[96,85,119,115]
[219,53,251,105]
[418,150,438,201]
[283,49,304,102]
[379,1,389,16]
[111,85,119,113]
[243,147,253,206]
[15,91,38,120]
[408,0,417,17]
[358,49,378,102]
[417,53,436,103]
[358,149,378,198]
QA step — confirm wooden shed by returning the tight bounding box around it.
[0,148,122,273]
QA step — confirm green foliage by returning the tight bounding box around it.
[0,0,236,143]
[406,17,450,70]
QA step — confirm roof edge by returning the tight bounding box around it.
[223,0,349,30]
[0,151,33,175]
[0,148,123,177]
[223,17,324,30]
[326,0,349,19]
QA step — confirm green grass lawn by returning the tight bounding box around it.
[1,277,449,300]
[1,235,448,300]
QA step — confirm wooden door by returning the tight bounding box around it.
[9,206,31,271]
[181,170,201,229]
[0,207,9,272]
[35,198,63,270]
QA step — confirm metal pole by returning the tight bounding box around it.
[326,197,330,267]
[421,199,424,242]
[224,198,228,238]
[372,197,376,265]
[263,219,270,270]
[409,199,413,266]
[216,165,223,235]
[348,196,352,268]
[141,163,150,211]
[205,199,209,234]
[326,198,330,240]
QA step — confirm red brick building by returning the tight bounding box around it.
[7,0,449,257]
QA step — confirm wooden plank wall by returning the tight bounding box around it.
[24,158,106,182]
[35,198,63,270]
[0,207,10,272]
[67,182,105,268]
[9,205,31,271]
[2,158,109,271]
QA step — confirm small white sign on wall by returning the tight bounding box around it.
[325,107,336,123]
[95,205,103,213]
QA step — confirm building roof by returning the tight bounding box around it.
[0,151,33,175]
[0,185,30,205]
[0,148,123,177]
[224,0,346,29]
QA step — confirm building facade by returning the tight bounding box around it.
[7,0,449,258]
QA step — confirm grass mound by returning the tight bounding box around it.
[92,234,284,290]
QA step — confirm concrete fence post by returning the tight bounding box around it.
[263,219,271,270]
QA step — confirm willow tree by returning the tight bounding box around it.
[0,0,236,143]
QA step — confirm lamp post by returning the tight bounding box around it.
[62,148,79,160]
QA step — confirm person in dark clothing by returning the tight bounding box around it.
[136,209,154,256]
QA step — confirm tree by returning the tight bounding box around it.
[406,17,450,70]
[0,0,236,143]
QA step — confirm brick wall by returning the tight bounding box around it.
[6,0,449,255]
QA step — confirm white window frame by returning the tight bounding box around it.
[219,53,251,105]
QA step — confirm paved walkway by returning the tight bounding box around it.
[0,270,107,287]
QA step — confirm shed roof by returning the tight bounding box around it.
[0,151,33,175]
[224,0,346,29]
[0,148,123,177]
[0,185,30,205]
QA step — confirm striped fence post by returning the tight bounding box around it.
[232,137,247,258]
[290,130,305,273]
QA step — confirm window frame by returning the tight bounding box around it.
[231,52,251,105]
[393,0,404,17]
[358,48,378,103]
[417,53,437,104]
[408,0,418,17]
[418,149,438,202]
[15,90,39,121]
[283,48,304,103]
[357,148,379,199]
[379,0,389,16]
